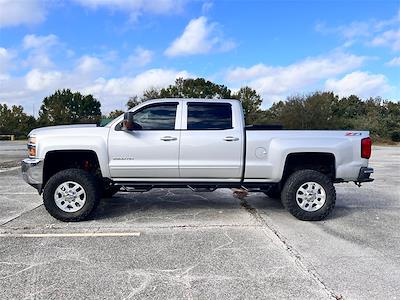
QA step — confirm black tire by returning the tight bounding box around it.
[43,168,100,222]
[102,184,120,198]
[263,185,281,199]
[281,169,336,221]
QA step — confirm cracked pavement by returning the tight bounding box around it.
[0,142,399,299]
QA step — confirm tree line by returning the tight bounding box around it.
[0,78,399,142]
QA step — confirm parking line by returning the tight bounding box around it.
[1,193,38,195]
[0,232,141,238]
[0,166,20,173]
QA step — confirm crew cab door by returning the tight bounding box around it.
[179,101,244,179]
[108,101,181,179]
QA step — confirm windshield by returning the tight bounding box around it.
[99,118,113,127]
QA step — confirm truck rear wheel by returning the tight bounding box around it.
[43,169,100,222]
[281,169,335,221]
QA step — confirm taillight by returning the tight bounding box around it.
[361,137,372,159]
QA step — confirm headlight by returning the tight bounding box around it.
[28,137,36,158]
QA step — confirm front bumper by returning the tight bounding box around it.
[357,167,374,183]
[21,158,43,193]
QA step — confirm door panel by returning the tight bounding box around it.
[179,129,243,178]
[179,102,243,179]
[108,102,181,178]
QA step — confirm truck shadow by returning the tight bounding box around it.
[90,189,354,222]
[90,189,285,221]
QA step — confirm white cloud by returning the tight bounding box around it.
[0,47,16,74]
[165,17,213,56]
[341,22,371,39]
[0,0,46,28]
[316,21,370,39]
[225,52,367,102]
[165,16,235,57]
[0,75,29,105]
[23,54,54,69]
[374,9,400,31]
[25,69,63,91]
[226,64,273,82]
[316,9,400,52]
[73,0,185,21]
[21,34,60,69]
[125,47,154,68]
[317,9,400,39]
[76,55,107,75]
[325,71,390,98]
[0,34,194,112]
[0,66,192,113]
[386,57,400,67]
[370,29,400,51]
[23,34,59,50]
[81,68,191,111]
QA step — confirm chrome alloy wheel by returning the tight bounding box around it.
[296,181,326,212]
[54,181,86,213]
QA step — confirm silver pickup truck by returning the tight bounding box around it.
[22,98,374,222]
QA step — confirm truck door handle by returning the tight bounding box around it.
[160,136,177,141]
[224,136,239,142]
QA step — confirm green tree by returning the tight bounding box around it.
[107,109,124,119]
[126,95,144,109]
[38,89,101,126]
[126,78,233,109]
[354,97,400,141]
[268,96,305,128]
[302,92,338,129]
[267,92,339,129]
[233,86,263,124]
[335,95,365,119]
[385,100,400,137]
[159,78,232,99]
[126,88,160,109]
[142,87,161,100]
[0,104,36,137]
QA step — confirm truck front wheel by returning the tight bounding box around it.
[43,169,100,222]
[281,170,336,221]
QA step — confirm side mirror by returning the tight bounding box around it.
[122,112,134,131]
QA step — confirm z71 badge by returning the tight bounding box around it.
[345,132,362,136]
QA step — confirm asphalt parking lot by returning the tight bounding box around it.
[0,140,26,167]
[0,141,399,299]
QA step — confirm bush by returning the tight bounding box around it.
[391,131,400,142]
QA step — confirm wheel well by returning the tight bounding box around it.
[282,152,336,184]
[43,150,102,187]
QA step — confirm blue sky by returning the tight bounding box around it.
[0,0,399,114]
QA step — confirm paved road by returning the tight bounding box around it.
[0,140,26,166]
[0,144,399,299]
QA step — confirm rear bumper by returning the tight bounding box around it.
[357,167,374,183]
[21,158,43,193]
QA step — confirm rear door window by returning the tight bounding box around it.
[187,103,232,130]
